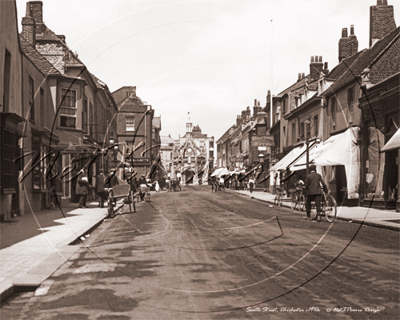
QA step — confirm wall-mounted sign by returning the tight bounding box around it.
[252,136,275,147]
[130,157,150,164]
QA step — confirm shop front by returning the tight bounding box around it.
[359,73,399,210]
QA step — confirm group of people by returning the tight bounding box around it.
[75,168,119,209]
[210,174,255,192]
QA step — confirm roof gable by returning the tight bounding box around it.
[19,35,60,75]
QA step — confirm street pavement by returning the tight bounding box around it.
[235,190,400,231]
[0,199,108,303]
[0,187,399,305]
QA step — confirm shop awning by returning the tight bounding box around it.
[381,128,400,152]
[291,127,359,169]
[291,127,360,199]
[211,167,229,177]
[269,142,316,172]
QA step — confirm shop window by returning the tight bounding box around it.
[126,117,135,131]
[32,143,49,191]
[331,97,336,128]
[60,88,77,128]
[3,49,11,112]
[314,115,318,137]
[1,130,17,193]
[300,122,305,140]
[347,87,354,123]
[82,97,88,133]
[29,77,35,122]
[306,121,310,139]
[292,123,296,145]
[40,88,44,127]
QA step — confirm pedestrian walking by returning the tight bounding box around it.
[211,175,217,192]
[155,180,160,193]
[305,165,328,221]
[95,169,107,208]
[249,176,255,193]
[138,174,148,201]
[76,169,90,208]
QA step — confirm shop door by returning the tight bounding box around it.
[336,165,347,205]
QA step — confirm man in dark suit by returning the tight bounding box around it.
[305,165,328,221]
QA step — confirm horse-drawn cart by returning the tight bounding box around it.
[107,184,136,218]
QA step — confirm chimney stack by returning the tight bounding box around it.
[21,3,36,46]
[310,55,323,81]
[370,0,396,48]
[339,25,358,62]
[236,115,242,127]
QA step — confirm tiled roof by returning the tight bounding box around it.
[161,135,176,145]
[275,75,311,98]
[35,25,63,42]
[324,26,400,96]
[326,50,364,81]
[216,125,236,144]
[19,35,61,75]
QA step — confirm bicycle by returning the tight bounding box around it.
[274,187,284,206]
[309,191,337,222]
[291,186,306,211]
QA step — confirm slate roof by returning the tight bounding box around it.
[324,26,400,96]
[275,75,311,98]
[19,35,61,76]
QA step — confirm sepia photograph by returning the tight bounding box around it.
[0,0,399,318]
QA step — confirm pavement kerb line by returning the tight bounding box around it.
[234,191,400,232]
[0,208,108,304]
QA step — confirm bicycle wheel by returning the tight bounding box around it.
[291,193,298,210]
[324,194,337,223]
[298,194,306,211]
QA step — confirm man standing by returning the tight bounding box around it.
[249,176,255,193]
[76,169,89,208]
[305,165,328,221]
[95,169,107,208]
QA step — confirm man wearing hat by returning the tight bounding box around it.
[305,164,328,221]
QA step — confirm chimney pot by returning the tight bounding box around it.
[311,56,314,63]
[342,27,348,38]
[377,0,382,5]
[350,25,355,36]
[324,62,328,69]
[302,73,305,79]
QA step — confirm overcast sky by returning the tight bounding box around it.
[16,0,400,141]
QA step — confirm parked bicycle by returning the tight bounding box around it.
[291,185,306,211]
[309,190,337,222]
[274,187,284,206]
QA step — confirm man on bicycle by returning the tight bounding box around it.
[305,165,328,221]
